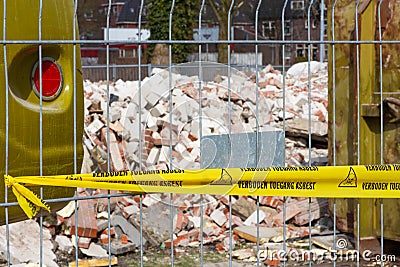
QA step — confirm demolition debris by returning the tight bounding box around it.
[1,62,334,266]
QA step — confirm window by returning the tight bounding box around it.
[305,19,317,29]
[263,21,276,38]
[119,48,136,58]
[296,44,306,58]
[296,44,319,60]
[284,45,291,63]
[119,49,125,58]
[291,0,304,10]
[284,20,291,36]
[312,45,318,59]
[84,10,93,21]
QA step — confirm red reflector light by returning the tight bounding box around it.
[31,57,63,100]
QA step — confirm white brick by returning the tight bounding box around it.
[181,150,196,162]
[125,141,139,155]
[86,118,104,134]
[210,209,227,227]
[190,121,200,139]
[177,158,193,169]
[141,110,149,123]
[188,216,201,228]
[122,119,134,140]
[174,142,187,154]
[108,106,121,122]
[127,153,140,165]
[123,205,140,217]
[187,140,200,149]
[158,146,170,164]
[185,162,200,170]
[150,103,166,117]
[179,130,191,147]
[109,132,125,171]
[84,98,92,110]
[124,103,138,121]
[143,73,170,98]
[146,115,158,132]
[190,146,200,159]
[294,94,308,109]
[172,88,183,96]
[146,147,160,165]
[142,195,160,207]
[278,111,295,120]
[144,91,161,109]
[130,115,141,141]
[243,210,266,226]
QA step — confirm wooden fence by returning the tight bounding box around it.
[82,65,151,82]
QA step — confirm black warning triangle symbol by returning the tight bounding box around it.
[338,167,357,187]
[212,169,233,186]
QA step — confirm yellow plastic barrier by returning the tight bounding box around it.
[4,164,400,219]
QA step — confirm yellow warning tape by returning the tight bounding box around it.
[4,164,400,219]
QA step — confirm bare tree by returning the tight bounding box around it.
[207,0,244,63]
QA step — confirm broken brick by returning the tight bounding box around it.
[68,199,98,238]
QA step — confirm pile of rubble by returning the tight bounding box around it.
[0,61,334,266]
[82,61,328,174]
[0,191,334,266]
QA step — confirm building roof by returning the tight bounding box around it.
[116,0,142,24]
[106,0,320,25]
[259,0,321,21]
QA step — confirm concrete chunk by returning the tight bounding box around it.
[111,215,145,246]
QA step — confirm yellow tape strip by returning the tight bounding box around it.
[4,164,400,219]
[4,175,50,219]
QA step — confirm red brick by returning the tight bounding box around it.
[144,134,153,142]
[121,234,128,244]
[57,215,65,225]
[215,243,225,253]
[265,259,280,266]
[68,200,98,238]
[315,109,326,122]
[100,234,110,244]
[192,206,200,217]
[143,129,153,135]
[187,229,199,241]
[260,196,283,208]
[165,229,199,248]
[174,214,189,233]
[132,195,142,203]
[102,228,116,237]
[119,196,136,207]
[215,195,229,206]
[164,237,176,248]
[188,133,197,141]
[178,204,188,211]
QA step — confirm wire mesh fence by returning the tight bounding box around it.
[1,0,400,266]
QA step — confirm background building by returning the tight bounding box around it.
[77,0,326,69]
